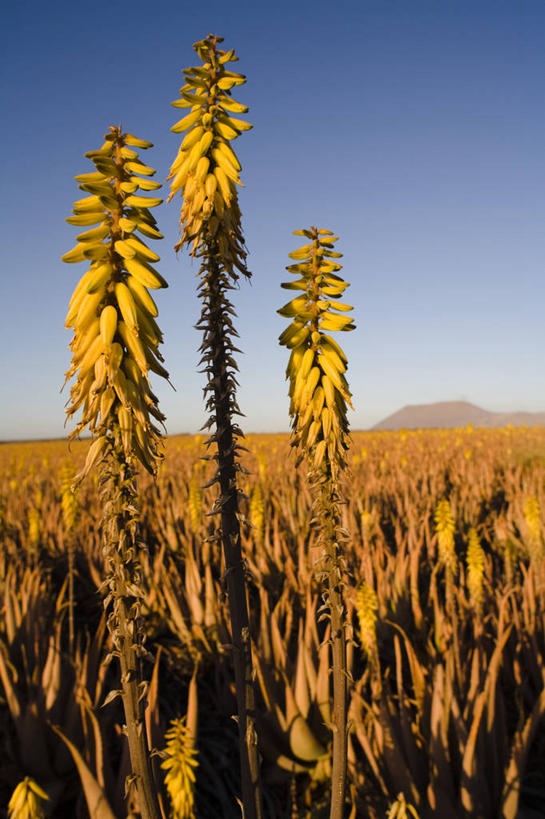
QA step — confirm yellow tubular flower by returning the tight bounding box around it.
[278,227,355,481]
[188,465,202,534]
[249,483,265,544]
[356,581,378,657]
[434,498,457,573]
[28,508,41,550]
[62,126,168,479]
[167,34,251,279]
[162,717,199,819]
[523,495,544,563]
[60,462,79,533]
[8,777,49,819]
[524,495,542,541]
[466,527,485,611]
[387,792,420,819]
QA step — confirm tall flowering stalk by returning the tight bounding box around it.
[278,227,355,819]
[167,35,262,819]
[62,126,168,819]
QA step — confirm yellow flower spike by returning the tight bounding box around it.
[188,465,202,535]
[387,792,420,819]
[28,507,41,550]
[524,495,542,541]
[162,718,199,819]
[278,227,355,817]
[523,495,544,562]
[434,499,457,573]
[167,34,251,279]
[466,527,485,612]
[250,483,265,544]
[278,227,355,481]
[356,581,378,658]
[8,777,49,819]
[62,125,168,479]
[60,462,79,534]
[167,37,262,819]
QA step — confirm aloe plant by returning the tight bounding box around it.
[278,227,355,818]
[166,34,262,819]
[62,126,169,819]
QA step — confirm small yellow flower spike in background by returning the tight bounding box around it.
[162,717,199,819]
[161,667,198,819]
[356,580,378,659]
[8,777,49,819]
[60,462,79,534]
[466,527,485,613]
[434,499,457,573]
[523,494,544,563]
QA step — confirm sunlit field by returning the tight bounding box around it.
[1,425,545,817]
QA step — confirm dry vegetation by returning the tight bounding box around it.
[1,425,545,817]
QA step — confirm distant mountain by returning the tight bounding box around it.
[372,401,545,431]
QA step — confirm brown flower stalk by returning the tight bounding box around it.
[166,35,263,819]
[62,126,168,819]
[278,227,355,819]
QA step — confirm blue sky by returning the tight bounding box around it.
[2,0,544,439]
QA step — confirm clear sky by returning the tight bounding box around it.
[2,0,544,440]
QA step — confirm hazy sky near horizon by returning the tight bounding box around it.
[2,0,544,440]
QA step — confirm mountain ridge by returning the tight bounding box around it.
[372,401,545,431]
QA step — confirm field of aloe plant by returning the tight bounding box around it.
[1,424,545,817]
